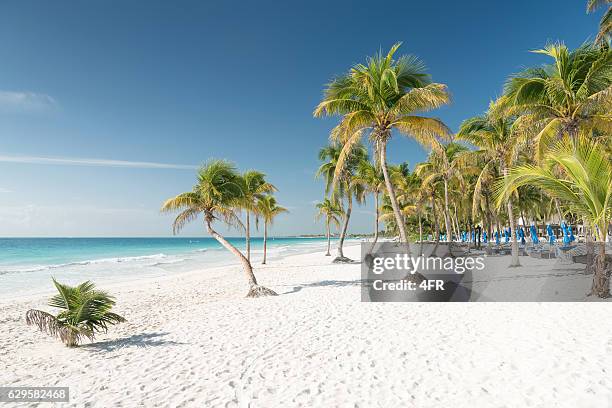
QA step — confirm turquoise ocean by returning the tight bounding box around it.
[0,237,335,298]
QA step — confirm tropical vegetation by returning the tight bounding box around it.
[161,160,282,297]
[26,278,125,347]
[313,21,611,296]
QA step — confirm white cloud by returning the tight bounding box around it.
[0,154,198,170]
[0,188,12,193]
[0,91,57,112]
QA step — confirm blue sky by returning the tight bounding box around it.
[0,0,604,237]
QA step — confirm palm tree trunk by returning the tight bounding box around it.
[262,222,268,264]
[554,199,564,224]
[336,194,351,260]
[245,211,251,262]
[325,219,331,256]
[591,240,609,298]
[369,192,380,253]
[502,163,520,267]
[431,192,440,255]
[206,220,277,297]
[373,192,379,244]
[380,142,409,246]
[443,178,453,242]
[418,211,424,256]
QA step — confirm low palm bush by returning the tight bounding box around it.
[26,278,125,347]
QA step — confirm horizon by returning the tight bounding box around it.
[0,0,605,237]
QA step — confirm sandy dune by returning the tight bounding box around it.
[1,243,612,407]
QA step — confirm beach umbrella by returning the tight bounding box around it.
[546,224,556,244]
[483,230,488,243]
[504,228,510,243]
[569,225,575,242]
[561,222,571,245]
[471,230,475,242]
[530,225,539,244]
[495,230,500,245]
[518,227,526,245]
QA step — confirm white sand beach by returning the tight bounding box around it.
[2,243,612,407]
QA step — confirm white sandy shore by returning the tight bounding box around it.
[1,243,612,407]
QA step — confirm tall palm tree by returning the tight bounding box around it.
[257,195,288,264]
[314,42,451,247]
[352,159,386,247]
[161,160,277,297]
[415,142,469,243]
[587,0,612,45]
[496,43,611,160]
[457,110,522,266]
[317,143,366,261]
[26,278,125,347]
[315,198,343,256]
[494,136,612,297]
[240,170,276,262]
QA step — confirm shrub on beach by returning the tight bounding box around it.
[26,278,125,347]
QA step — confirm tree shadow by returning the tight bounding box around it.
[282,279,363,295]
[82,332,185,352]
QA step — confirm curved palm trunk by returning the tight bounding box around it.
[245,212,251,262]
[380,142,409,246]
[206,220,277,297]
[262,221,268,264]
[369,192,380,253]
[502,164,521,267]
[336,194,351,260]
[325,218,331,256]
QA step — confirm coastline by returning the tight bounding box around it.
[0,237,348,301]
[2,244,612,407]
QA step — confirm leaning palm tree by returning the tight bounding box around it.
[494,136,612,297]
[315,198,343,256]
[317,143,367,262]
[352,159,386,248]
[26,278,125,347]
[496,43,612,160]
[314,42,451,246]
[587,0,612,45]
[240,170,276,262]
[257,195,288,264]
[161,160,277,297]
[457,110,523,267]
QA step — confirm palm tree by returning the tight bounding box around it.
[415,142,469,243]
[494,136,612,297]
[317,143,366,261]
[457,110,522,266]
[497,43,611,160]
[352,159,386,248]
[315,198,343,256]
[314,42,451,247]
[240,170,276,262]
[26,278,125,347]
[161,160,277,297]
[257,195,288,264]
[587,0,612,45]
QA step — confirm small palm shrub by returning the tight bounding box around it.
[26,278,126,347]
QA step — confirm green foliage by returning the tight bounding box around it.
[26,278,125,347]
[161,159,246,233]
[494,136,612,241]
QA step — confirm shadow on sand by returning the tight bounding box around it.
[282,279,362,295]
[83,332,184,352]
